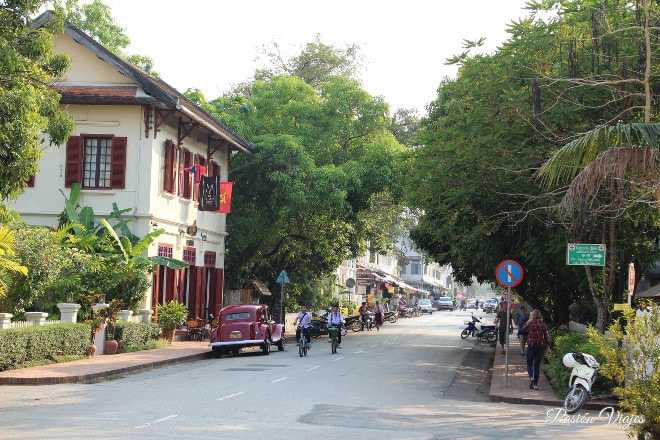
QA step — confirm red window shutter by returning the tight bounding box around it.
[110,136,127,189]
[209,160,220,177]
[65,136,82,187]
[164,140,176,193]
[26,175,35,187]
[180,149,192,199]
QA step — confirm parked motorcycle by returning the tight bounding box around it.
[310,317,328,338]
[563,352,599,414]
[460,314,497,342]
[345,315,362,332]
[384,310,397,323]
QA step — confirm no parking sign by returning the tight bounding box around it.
[495,260,523,288]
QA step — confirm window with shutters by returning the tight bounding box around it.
[179,148,193,199]
[83,137,112,188]
[204,251,216,267]
[65,135,126,189]
[182,246,196,265]
[163,140,177,194]
[158,243,173,258]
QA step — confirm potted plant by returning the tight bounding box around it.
[156,300,188,342]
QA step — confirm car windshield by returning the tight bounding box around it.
[419,299,431,305]
[439,298,452,302]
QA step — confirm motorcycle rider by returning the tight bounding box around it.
[293,303,312,347]
[358,301,372,330]
[326,304,345,348]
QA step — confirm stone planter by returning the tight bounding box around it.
[161,328,175,343]
[104,339,119,355]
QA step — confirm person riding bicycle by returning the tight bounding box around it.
[326,304,345,348]
[293,303,312,347]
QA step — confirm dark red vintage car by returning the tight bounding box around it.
[209,304,285,358]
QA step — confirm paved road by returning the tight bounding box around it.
[0,311,628,439]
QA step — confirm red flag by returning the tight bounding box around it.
[215,182,233,213]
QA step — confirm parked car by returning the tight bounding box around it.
[437,297,455,311]
[418,299,433,314]
[482,298,499,313]
[209,304,285,358]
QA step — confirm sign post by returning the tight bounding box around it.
[495,260,524,387]
[628,263,635,306]
[276,270,290,324]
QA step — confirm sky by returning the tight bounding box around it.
[96,0,531,114]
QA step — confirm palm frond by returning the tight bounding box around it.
[537,123,660,187]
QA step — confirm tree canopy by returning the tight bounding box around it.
[0,0,73,201]
[406,0,660,326]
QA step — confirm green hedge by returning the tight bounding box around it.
[0,323,90,371]
[113,321,161,352]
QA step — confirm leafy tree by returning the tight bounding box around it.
[64,0,155,72]
[534,0,660,331]
[407,0,660,328]
[215,72,408,304]
[0,1,74,201]
[6,222,102,316]
[0,227,28,299]
[255,34,363,89]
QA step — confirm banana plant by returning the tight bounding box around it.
[100,219,189,270]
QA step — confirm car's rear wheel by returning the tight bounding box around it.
[277,337,286,351]
[212,347,222,358]
[262,339,271,355]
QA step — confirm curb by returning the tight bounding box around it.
[0,351,210,386]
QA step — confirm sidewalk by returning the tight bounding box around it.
[489,343,619,410]
[0,340,210,385]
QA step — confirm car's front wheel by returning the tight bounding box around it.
[277,337,286,351]
[262,338,271,355]
[212,347,222,358]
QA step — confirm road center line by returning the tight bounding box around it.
[216,391,244,401]
[307,365,321,371]
[271,377,288,383]
[134,414,178,429]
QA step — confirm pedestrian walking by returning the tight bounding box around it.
[373,301,384,330]
[522,309,550,390]
[493,302,514,354]
[516,306,530,355]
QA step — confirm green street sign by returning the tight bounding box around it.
[567,243,606,266]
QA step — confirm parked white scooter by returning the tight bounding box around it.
[562,352,599,413]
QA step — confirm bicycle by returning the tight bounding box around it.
[297,326,310,357]
[328,326,339,354]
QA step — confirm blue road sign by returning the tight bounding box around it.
[495,260,523,288]
[276,270,290,284]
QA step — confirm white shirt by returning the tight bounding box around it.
[327,311,344,326]
[296,311,311,328]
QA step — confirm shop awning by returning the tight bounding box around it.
[636,283,660,298]
[372,273,389,283]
